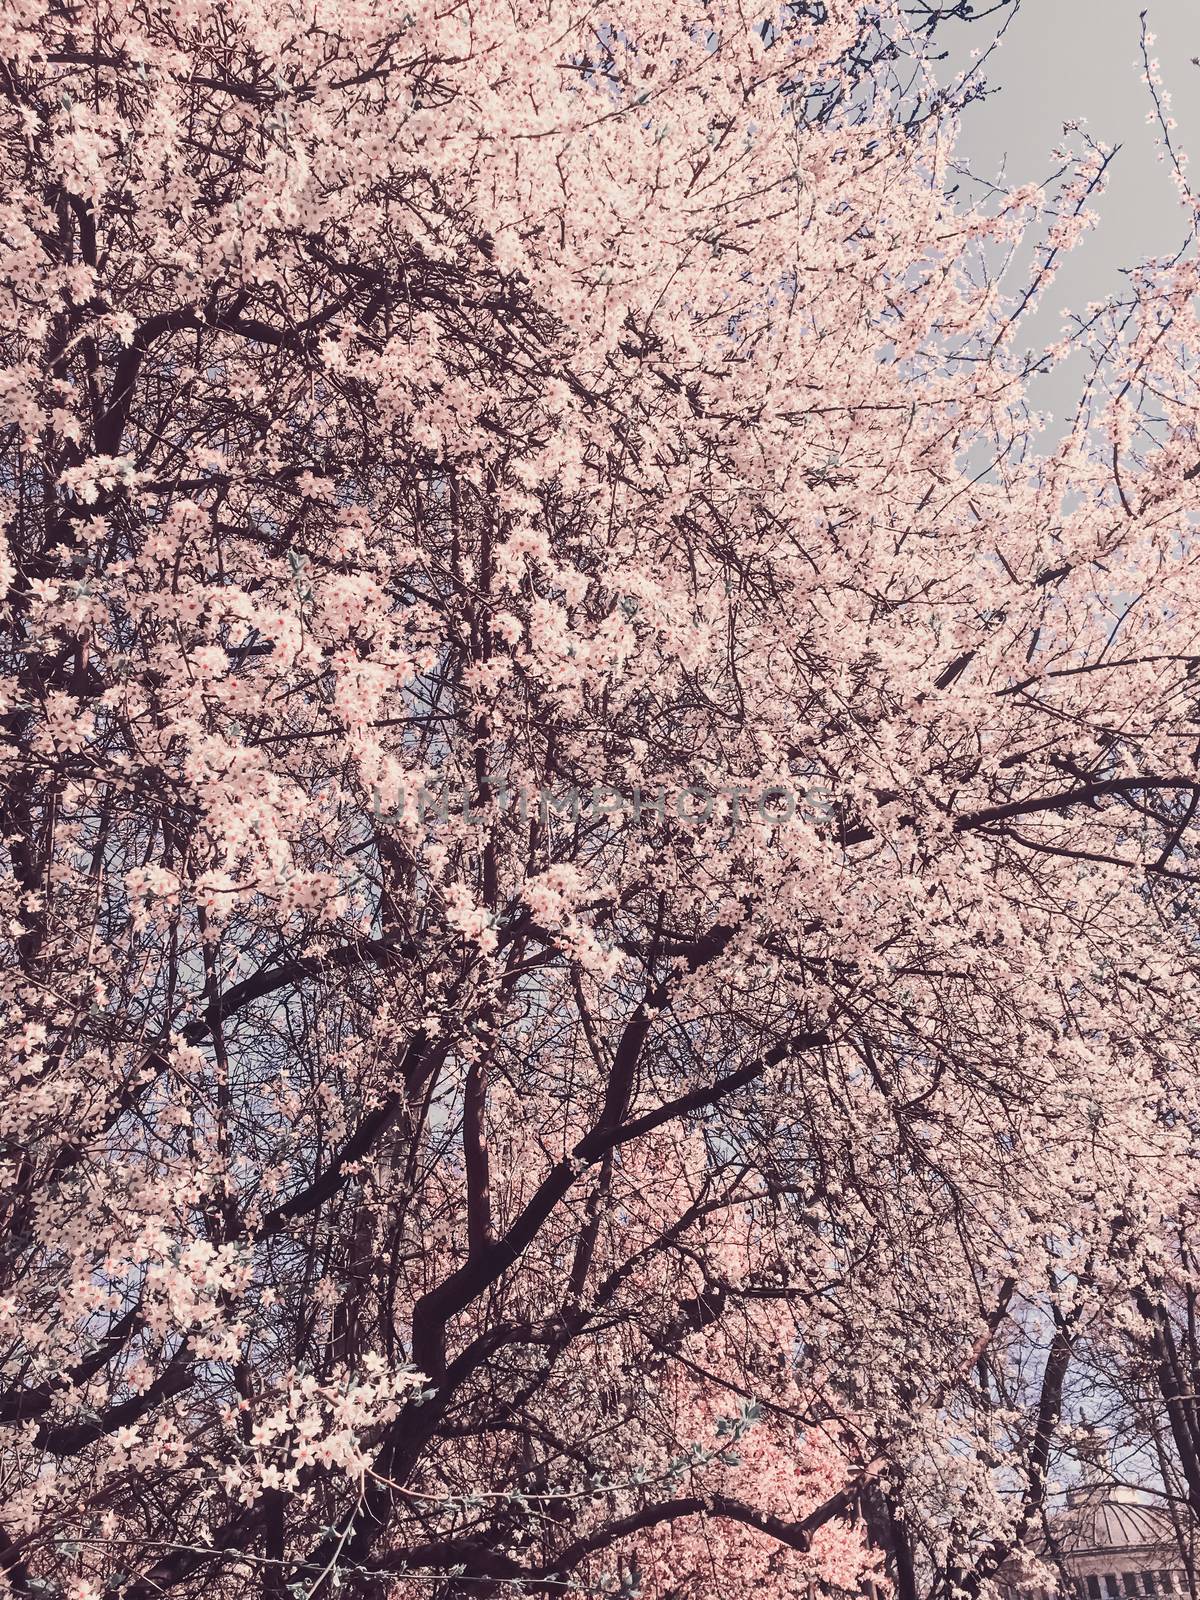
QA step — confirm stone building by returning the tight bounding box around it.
[1016,1485,1194,1600]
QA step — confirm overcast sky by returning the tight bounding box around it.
[944,0,1200,423]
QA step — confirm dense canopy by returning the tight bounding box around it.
[4,2,1200,1598]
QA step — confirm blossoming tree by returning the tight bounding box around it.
[3,0,1200,1597]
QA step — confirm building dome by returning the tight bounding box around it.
[1043,1486,1189,1600]
[1055,1487,1179,1563]
[1000,1486,1192,1600]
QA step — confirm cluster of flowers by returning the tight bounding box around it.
[407,778,841,830]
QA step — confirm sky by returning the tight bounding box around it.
[943,0,1200,423]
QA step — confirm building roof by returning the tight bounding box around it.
[1051,1488,1178,1561]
